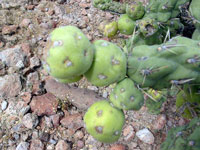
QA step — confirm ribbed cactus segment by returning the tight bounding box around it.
[161,118,200,150]
[93,0,126,14]
[145,0,190,22]
[127,36,200,89]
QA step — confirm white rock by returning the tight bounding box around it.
[1,100,8,110]
[136,128,154,144]
[16,142,29,150]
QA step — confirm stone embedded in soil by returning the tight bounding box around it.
[110,144,126,150]
[0,45,26,70]
[20,18,31,28]
[152,114,167,130]
[55,140,70,150]
[16,142,29,150]
[30,56,41,68]
[30,139,44,150]
[60,113,83,134]
[22,113,39,129]
[136,128,155,144]
[30,93,58,116]
[123,125,135,141]
[2,25,18,34]
[45,78,101,111]
[50,114,60,127]
[0,74,22,98]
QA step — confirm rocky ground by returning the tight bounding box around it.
[0,0,190,150]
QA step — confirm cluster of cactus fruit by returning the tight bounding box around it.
[43,0,200,146]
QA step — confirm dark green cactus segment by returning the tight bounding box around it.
[118,14,136,35]
[176,84,200,119]
[126,1,145,20]
[127,36,200,89]
[93,0,126,14]
[84,100,125,143]
[145,0,190,22]
[161,118,200,150]
[84,40,127,87]
[109,78,144,110]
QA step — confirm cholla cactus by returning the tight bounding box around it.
[127,36,200,89]
[161,118,200,150]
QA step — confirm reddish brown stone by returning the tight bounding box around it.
[60,113,83,134]
[21,43,31,57]
[110,144,126,150]
[2,25,18,35]
[50,114,60,128]
[21,92,32,104]
[55,140,70,150]
[30,93,58,116]
[153,114,167,130]
[30,139,44,150]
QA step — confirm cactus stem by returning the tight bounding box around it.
[98,74,107,80]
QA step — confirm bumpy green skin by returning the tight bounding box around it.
[109,78,144,110]
[161,118,200,150]
[118,14,136,35]
[145,0,190,22]
[93,0,126,14]
[56,76,82,83]
[85,40,127,87]
[126,2,145,20]
[137,17,159,37]
[127,36,200,89]
[176,85,200,119]
[189,0,200,29]
[84,100,125,143]
[44,26,94,83]
[103,21,118,38]
[192,29,200,40]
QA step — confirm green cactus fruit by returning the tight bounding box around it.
[84,100,125,143]
[192,29,200,40]
[99,21,118,38]
[109,78,144,110]
[176,85,200,119]
[44,26,94,81]
[118,14,136,35]
[137,18,159,37]
[127,36,200,89]
[56,75,82,83]
[126,1,145,20]
[84,40,127,87]
[161,118,200,150]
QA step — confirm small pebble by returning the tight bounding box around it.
[136,128,155,144]
[1,100,8,111]
[16,142,29,150]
